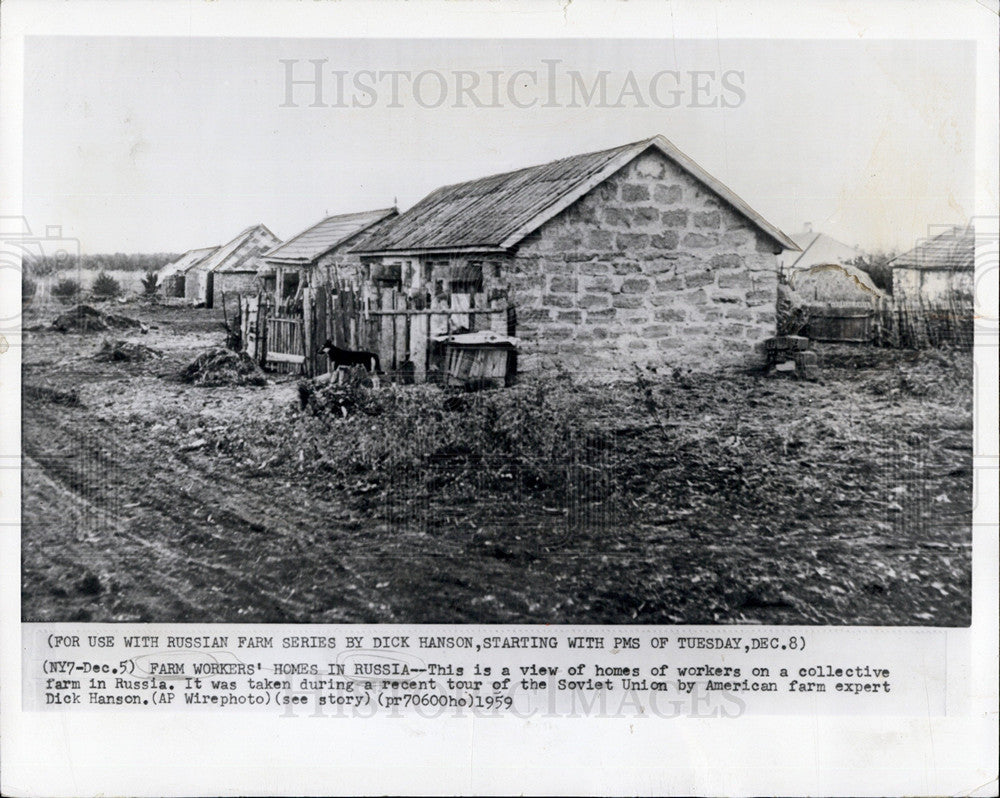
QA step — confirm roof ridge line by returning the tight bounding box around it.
[421,138,652,199]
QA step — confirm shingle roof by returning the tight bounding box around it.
[264,208,397,265]
[891,225,975,272]
[158,246,219,280]
[355,135,797,255]
[204,224,282,273]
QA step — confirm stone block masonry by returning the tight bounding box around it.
[507,149,780,375]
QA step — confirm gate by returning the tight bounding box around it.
[265,315,306,372]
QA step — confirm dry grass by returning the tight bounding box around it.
[21,303,973,625]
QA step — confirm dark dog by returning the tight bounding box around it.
[317,339,381,373]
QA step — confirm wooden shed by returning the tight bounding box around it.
[260,208,397,310]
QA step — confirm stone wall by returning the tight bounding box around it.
[184,268,209,305]
[213,272,261,308]
[507,149,781,375]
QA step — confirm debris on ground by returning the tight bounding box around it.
[94,339,162,363]
[765,335,818,380]
[181,348,268,387]
[297,366,379,417]
[51,305,146,334]
[20,299,974,626]
[23,383,81,406]
[75,572,103,596]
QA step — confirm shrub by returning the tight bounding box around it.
[51,277,80,303]
[91,271,120,300]
[775,282,810,336]
[141,270,159,298]
[850,252,896,293]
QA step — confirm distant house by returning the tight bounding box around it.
[157,246,218,298]
[354,135,797,373]
[891,225,975,305]
[184,224,281,308]
[778,223,860,273]
[260,208,397,305]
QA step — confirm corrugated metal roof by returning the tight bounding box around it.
[356,135,797,255]
[158,246,219,279]
[891,225,975,272]
[264,208,397,264]
[205,224,282,273]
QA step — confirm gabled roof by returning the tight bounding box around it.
[204,224,281,273]
[264,208,397,265]
[891,225,975,272]
[355,135,797,255]
[158,246,219,280]
[781,230,859,271]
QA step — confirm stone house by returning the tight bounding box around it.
[891,225,975,306]
[183,224,281,308]
[259,208,397,307]
[354,135,797,374]
[158,246,218,298]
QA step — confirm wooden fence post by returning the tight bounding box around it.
[302,287,314,377]
[314,285,328,375]
[258,294,268,366]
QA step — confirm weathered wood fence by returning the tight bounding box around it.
[802,298,973,348]
[238,283,514,381]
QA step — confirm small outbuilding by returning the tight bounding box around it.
[184,224,281,308]
[158,246,218,298]
[891,225,975,306]
[354,134,798,374]
[260,208,397,307]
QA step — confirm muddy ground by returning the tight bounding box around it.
[21,302,972,624]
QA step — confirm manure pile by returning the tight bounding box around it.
[52,305,144,333]
[182,348,268,387]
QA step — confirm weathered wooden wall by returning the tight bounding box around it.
[241,284,511,381]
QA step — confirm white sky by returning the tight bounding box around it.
[23,36,974,255]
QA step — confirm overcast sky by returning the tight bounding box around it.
[23,36,974,255]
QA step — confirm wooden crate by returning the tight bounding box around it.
[443,345,512,389]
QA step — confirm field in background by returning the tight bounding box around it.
[21,302,973,625]
[26,268,149,306]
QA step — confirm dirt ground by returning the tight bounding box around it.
[21,302,973,624]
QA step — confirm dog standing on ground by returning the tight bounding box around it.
[317,339,382,373]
